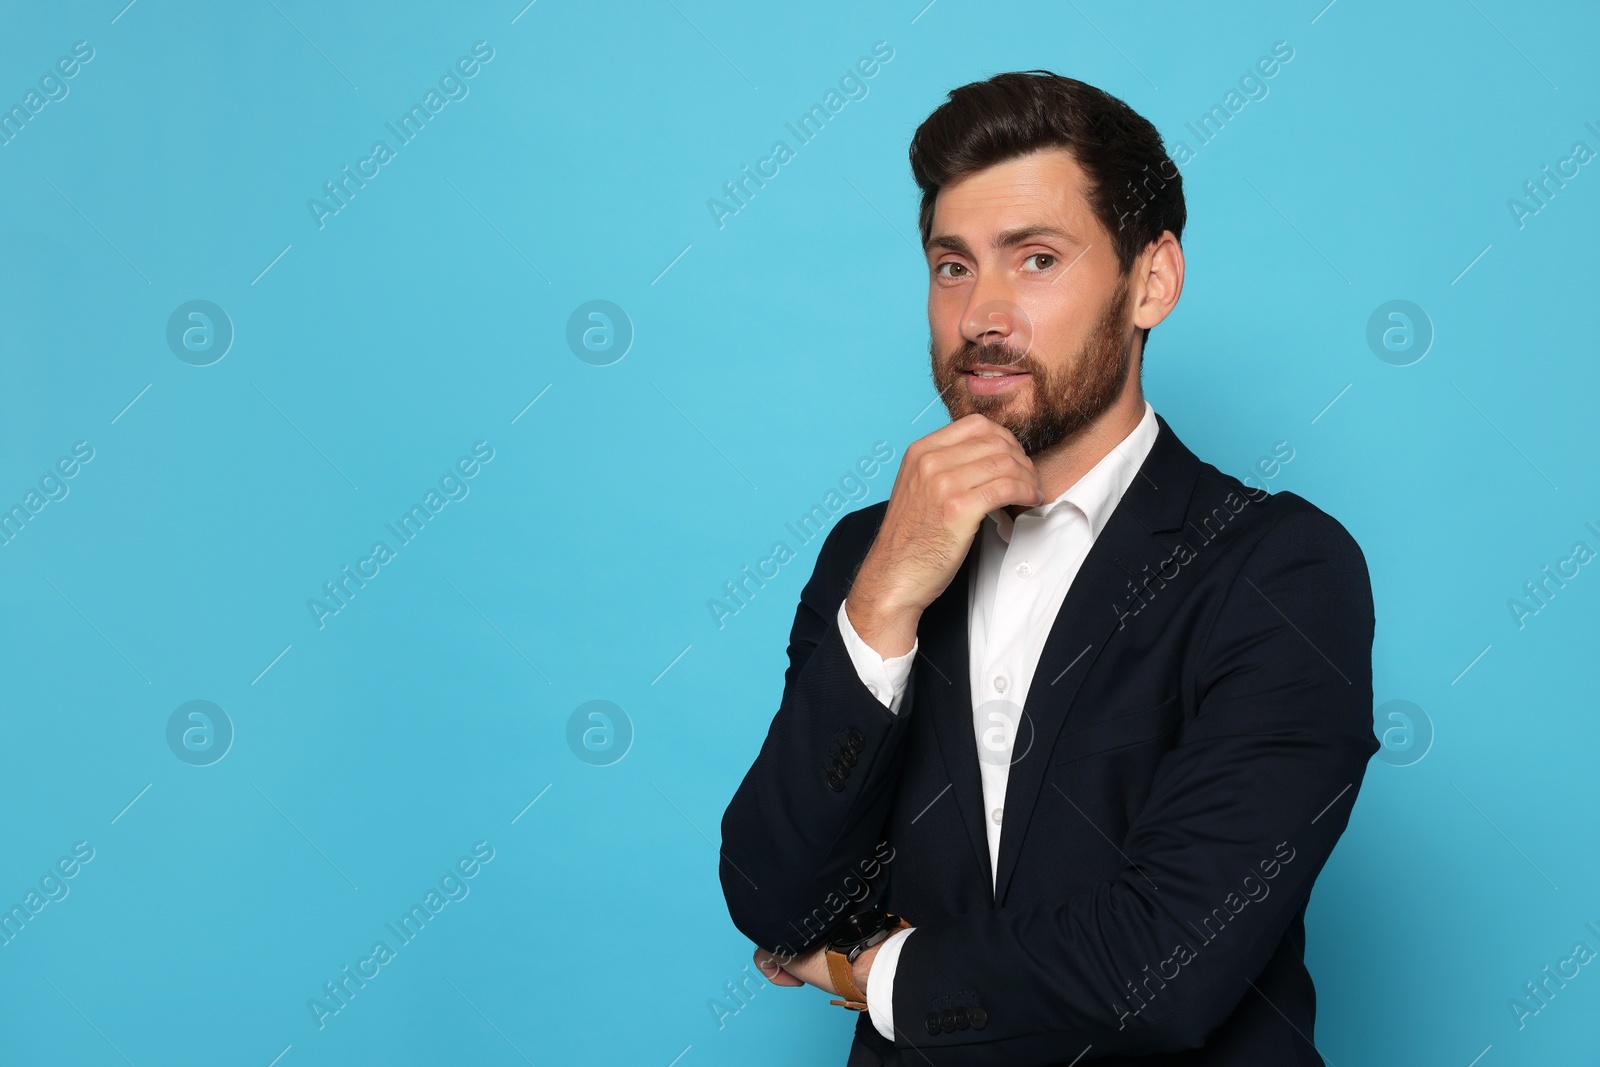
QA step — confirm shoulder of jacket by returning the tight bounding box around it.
[1180,458,1364,566]
[1229,484,1367,574]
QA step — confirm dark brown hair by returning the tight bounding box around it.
[909,70,1185,345]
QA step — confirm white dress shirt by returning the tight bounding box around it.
[836,401,1160,1042]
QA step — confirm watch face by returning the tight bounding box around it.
[831,907,891,948]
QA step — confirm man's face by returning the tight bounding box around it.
[925,147,1137,457]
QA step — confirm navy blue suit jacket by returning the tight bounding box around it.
[720,413,1378,1065]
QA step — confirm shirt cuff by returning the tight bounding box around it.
[836,600,917,714]
[866,926,914,1042]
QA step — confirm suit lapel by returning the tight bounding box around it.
[990,413,1202,904]
[916,543,991,887]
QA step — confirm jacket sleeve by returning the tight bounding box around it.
[719,506,917,955]
[889,504,1380,1061]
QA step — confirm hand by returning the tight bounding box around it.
[847,413,1043,657]
[753,944,828,990]
[752,940,890,998]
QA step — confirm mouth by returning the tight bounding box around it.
[963,366,1030,395]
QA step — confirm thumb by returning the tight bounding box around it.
[753,948,804,986]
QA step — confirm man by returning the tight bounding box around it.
[719,70,1377,1066]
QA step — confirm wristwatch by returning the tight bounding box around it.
[824,905,911,1011]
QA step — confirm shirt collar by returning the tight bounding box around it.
[987,401,1159,543]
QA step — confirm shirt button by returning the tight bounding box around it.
[993,675,1008,693]
[1016,560,1032,577]
[991,807,1004,824]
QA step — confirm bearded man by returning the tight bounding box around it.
[719,70,1378,1067]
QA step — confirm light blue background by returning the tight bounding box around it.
[2,1,1596,1064]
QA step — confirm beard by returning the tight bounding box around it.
[929,272,1134,457]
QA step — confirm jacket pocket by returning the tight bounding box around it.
[1052,695,1179,765]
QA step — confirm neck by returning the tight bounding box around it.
[1004,388,1147,517]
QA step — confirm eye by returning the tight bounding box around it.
[935,261,969,279]
[1023,253,1056,272]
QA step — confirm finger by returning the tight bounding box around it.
[945,412,1034,465]
[963,473,1049,513]
[928,450,1044,505]
[905,433,1035,491]
[923,411,1028,453]
[753,949,805,986]
[966,412,1030,455]
[907,412,1028,468]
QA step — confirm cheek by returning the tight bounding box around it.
[928,292,965,343]
[1011,299,1078,359]
[1040,281,1118,345]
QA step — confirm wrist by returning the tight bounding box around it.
[850,938,883,993]
[851,549,922,610]
[844,589,923,659]
[824,906,909,1012]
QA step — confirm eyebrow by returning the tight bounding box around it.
[925,224,1080,258]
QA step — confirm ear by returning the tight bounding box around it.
[1130,231,1184,332]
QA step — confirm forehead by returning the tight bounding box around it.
[929,147,1095,237]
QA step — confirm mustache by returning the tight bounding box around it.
[946,340,1038,374]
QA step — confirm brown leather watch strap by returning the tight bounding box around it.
[826,948,867,1010]
[827,916,910,1011]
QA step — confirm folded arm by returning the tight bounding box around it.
[719,509,920,956]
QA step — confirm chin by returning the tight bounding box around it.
[971,394,1029,421]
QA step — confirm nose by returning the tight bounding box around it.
[961,286,1033,363]
[962,294,1016,348]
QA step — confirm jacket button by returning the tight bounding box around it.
[954,1006,969,1029]
[846,728,865,748]
[969,1006,988,1030]
[840,748,858,768]
[940,1009,957,1032]
[925,1011,941,1036]
[827,772,845,792]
